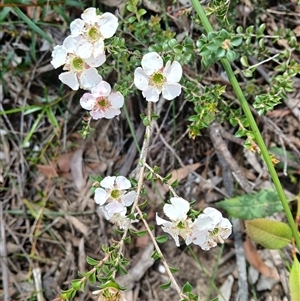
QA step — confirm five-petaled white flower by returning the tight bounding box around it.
[80,81,124,119]
[156,197,197,246]
[199,207,232,250]
[70,7,118,58]
[134,52,183,102]
[94,176,137,209]
[51,36,105,90]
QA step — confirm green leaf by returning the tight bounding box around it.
[89,272,96,284]
[240,55,249,67]
[242,69,253,78]
[86,256,100,266]
[116,264,127,275]
[137,8,147,17]
[156,235,168,243]
[136,230,147,237]
[71,279,81,290]
[245,219,292,249]
[13,7,52,43]
[182,282,193,293]
[231,36,243,46]
[226,49,236,61]
[217,189,286,219]
[160,280,172,290]
[128,16,136,23]
[289,257,300,301]
[126,4,136,12]
[151,250,162,260]
[169,266,180,273]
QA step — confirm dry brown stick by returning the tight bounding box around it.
[208,122,249,301]
[0,202,9,301]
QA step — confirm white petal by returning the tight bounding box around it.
[103,108,120,119]
[142,87,161,102]
[81,7,97,24]
[94,188,109,205]
[102,201,126,220]
[121,191,137,206]
[189,228,210,247]
[59,72,79,90]
[91,80,111,96]
[134,67,149,90]
[80,93,95,110]
[141,52,163,76]
[156,214,170,226]
[76,39,93,59]
[163,61,182,83]
[63,36,77,53]
[101,176,116,189]
[98,13,119,39]
[51,45,67,69]
[192,214,214,230]
[109,92,124,109]
[79,68,102,89]
[162,83,182,100]
[203,207,222,225]
[163,197,189,221]
[70,19,85,36]
[90,110,105,120]
[116,176,131,190]
[85,53,106,68]
[93,39,105,57]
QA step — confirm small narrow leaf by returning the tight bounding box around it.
[160,280,171,290]
[156,235,168,243]
[151,250,162,260]
[245,219,292,249]
[86,256,100,266]
[289,257,300,301]
[169,266,180,273]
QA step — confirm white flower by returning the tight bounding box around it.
[94,176,136,208]
[70,7,118,57]
[134,52,182,102]
[51,36,105,90]
[156,197,195,247]
[101,202,138,229]
[80,81,124,119]
[200,207,232,250]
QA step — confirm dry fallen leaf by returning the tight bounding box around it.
[243,236,280,280]
[66,215,89,237]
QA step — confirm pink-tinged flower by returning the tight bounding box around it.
[70,7,118,57]
[134,52,182,102]
[80,81,124,119]
[51,36,105,90]
[199,207,232,250]
[156,197,196,246]
[94,176,136,208]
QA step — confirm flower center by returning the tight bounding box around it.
[111,189,120,199]
[149,72,166,89]
[93,96,111,111]
[71,56,84,71]
[87,26,101,42]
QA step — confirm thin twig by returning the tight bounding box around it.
[0,202,10,301]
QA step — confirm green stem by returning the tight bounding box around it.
[190,0,300,251]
